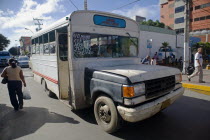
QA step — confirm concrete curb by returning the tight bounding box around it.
[182,83,210,95]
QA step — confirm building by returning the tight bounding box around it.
[135,16,146,23]
[19,36,31,55]
[160,0,210,42]
[139,24,184,60]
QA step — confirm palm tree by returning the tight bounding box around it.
[160,42,170,64]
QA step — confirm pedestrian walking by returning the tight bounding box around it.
[1,58,26,111]
[188,48,205,83]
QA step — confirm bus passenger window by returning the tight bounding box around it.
[49,30,55,42]
[49,43,56,54]
[43,33,48,43]
[39,36,43,44]
[58,34,68,61]
[44,44,50,54]
[40,44,43,54]
[32,45,36,54]
[36,45,40,54]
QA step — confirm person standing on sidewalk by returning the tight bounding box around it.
[188,48,205,83]
[1,58,26,111]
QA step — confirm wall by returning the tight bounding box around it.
[160,0,175,29]
[139,30,184,59]
[174,0,185,30]
[191,0,210,31]
[194,34,210,42]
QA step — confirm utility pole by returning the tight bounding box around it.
[182,0,190,74]
[84,0,87,10]
[33,18,43,32]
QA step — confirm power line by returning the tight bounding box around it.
[114,0,141,10]
[68,0,79,10]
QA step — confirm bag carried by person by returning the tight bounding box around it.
[22,87,31,100]
[1,77,8,84]
[187,65,195,75]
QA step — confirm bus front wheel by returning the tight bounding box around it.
[94,96,120,133]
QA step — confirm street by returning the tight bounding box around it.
[0,68,210,140]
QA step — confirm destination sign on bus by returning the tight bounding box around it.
[93,15,126,28]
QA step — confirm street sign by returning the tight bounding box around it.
[93,15,126,28]
[147,39,152,48]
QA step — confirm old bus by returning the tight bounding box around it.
[30,10,184,133]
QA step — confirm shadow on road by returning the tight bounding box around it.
[72,96,210,140]
[72,107,97,124]
[0,104,79,140]
[112,96,210,140]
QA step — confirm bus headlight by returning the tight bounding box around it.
[134,83,145,96]
[175,73,182,83]
[123,83,145,98]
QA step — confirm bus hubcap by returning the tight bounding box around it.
[99,104,111,123]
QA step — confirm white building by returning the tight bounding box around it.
[139,24,184,59]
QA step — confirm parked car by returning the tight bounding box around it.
[18,56,29,68]
[0,51,11,67]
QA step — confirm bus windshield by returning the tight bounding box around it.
[73,33,138,58]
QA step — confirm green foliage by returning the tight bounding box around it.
[192,42,210,55]
[162,42,169,47]
[0,34,10,51]
[24,50,29,55]
[160,42,171,64]
[8,47,21,56]
[140,19,165,28]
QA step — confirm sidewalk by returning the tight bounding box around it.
[182,69,210,95]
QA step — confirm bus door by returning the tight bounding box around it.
[57,33,69,99]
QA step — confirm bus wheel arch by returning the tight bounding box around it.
[41,78,58,99]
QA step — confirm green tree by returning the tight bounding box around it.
[140,19,165,28]
[0,34,10,51]
[192,42,210,56]
[160,42,171,64]
[8,47,20,56]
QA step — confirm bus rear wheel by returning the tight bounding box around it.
[94,96,120,133]
[41,79,57,99]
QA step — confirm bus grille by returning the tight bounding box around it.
[145,75,175,98]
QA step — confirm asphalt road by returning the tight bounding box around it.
[0,68,210,140]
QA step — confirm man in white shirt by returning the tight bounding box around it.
[188,48,205,83]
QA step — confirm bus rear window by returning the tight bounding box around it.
[73,33,138,58]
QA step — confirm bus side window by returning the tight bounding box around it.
[40,44,43,54]
[36,45,40,54]
[58,34,68,61]
[44,44,50,54]
[49,43,56,54]
[32,45,36,54]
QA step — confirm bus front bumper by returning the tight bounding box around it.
[117,87,184,122]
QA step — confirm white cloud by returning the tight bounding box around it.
[112,4,160,21]
[0,0,65,49]
[0,0,65,29]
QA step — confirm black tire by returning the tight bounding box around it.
[41,79,57,99]
[94,96,120,133]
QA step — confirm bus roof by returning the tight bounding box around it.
[32,10,137,39]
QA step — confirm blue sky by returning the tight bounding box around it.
[0,0,160,48]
